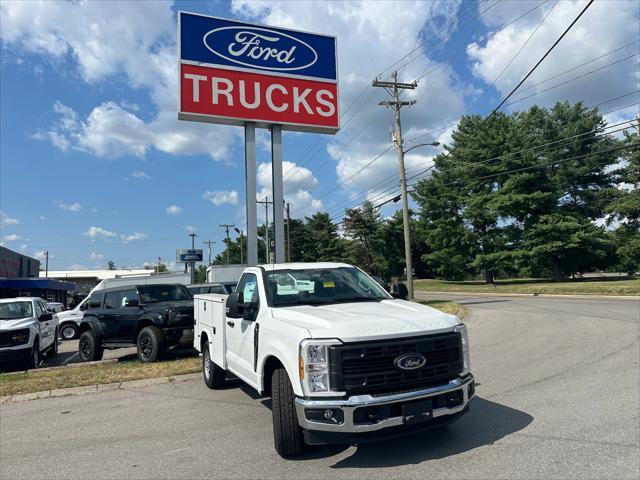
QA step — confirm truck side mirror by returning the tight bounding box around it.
[226,292,244,318]
[39,312,53,322]
[391,282,409,300]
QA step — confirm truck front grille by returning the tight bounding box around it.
[329,332,462,396]
[0,329,30,348]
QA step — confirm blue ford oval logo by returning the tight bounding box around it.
[394,353,427,371]
[203,26,318,72]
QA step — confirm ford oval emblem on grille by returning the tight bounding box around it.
[394,353,427,371]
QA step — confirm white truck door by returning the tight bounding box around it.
[225,272,260,388]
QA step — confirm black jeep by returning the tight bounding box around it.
[77,284,194,363]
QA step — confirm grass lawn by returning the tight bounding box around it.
[416,300,469,319]
[0,357,201,397]
[414,277,640,296]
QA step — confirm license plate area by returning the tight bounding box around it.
[402,399,433,424]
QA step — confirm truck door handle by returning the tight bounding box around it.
[227,320,235,327]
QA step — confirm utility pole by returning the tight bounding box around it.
[44,251,49,278]
[189,233,197,284]
[256,197,273,263]
[373,71,417,299]
[285,202,292,263]
[157,256,162,275]
[234,228,244,265]
[219,224,235,265]
[203,240,215,265]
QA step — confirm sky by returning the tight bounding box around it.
[0,0,638,271]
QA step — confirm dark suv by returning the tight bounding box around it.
[77,284,194,362]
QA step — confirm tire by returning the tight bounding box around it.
[48,331,59,358]
[78,330,104,362]
[202,342,226,389]
[60,323,78,340]
[136,326,166,363]
[28,340,40,370]
[272,367,304,457]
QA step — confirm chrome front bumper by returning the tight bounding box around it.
[295,375,474,434]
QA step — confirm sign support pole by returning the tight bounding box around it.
[271,125,285,263]
[245,122,258,266]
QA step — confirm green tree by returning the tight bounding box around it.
[301,212,346,262]
[605,124,640,274]
[413,102,624,281]
[107,260,116,270]
[343,201,387,276]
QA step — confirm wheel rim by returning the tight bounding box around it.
[79,338,91,359]
[204,348,211,379]
[62,326,75,340]
[139,335,153,360]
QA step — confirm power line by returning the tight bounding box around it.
[330,116,638,220]
[334,142,638,225]
[504,54,638,107]
[485,0,560,91]
[487,0,596,118]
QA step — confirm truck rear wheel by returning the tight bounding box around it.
[202,342,226,389]
[272,367,304,457]
[137,326,166,362]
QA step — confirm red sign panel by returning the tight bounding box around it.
[180,64,338,133]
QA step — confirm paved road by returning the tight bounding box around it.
[1,295,638,479]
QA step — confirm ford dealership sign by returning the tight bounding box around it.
[178,12,339,134]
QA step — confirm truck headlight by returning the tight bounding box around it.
[454,323,471,375]
[299,339,341,396]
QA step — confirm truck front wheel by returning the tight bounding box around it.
[272,367,304,457]
[202,342,226,389]
[78,330,104,362]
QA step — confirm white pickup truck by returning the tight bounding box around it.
[194,262,474,457]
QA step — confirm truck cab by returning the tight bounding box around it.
[194,262,474,457]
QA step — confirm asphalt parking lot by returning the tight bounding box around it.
[1,295,638,479]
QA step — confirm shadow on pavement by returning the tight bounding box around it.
[460,299,512,305]
[317,397,533,467]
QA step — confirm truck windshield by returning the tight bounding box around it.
[0,301,33,320]
[265,267,390,307]
[137,285,192,303]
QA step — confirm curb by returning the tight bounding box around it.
[0,373,201,404]
[416,291,640,300]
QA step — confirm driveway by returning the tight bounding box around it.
[1,295,638,479]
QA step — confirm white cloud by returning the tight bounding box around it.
[203,190,239,206]
[3,234,21,241]
[83,226,117,239]
[20,244,28,252]
[89,252,104,260]
[468,1,639,113]
[68,264,86,271]
[131,170,149,179]
[1,1,240,161]
[184,225,197,234]
[0,210,19,226]
[120,232,148,243]
[55,200,82,212]
[166,205,182,215]
[231,1,470,207]
[33,251,55,260]
[256,160,323,217]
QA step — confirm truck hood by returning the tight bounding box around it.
[0,317,36,330]
[270,299,460,342]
